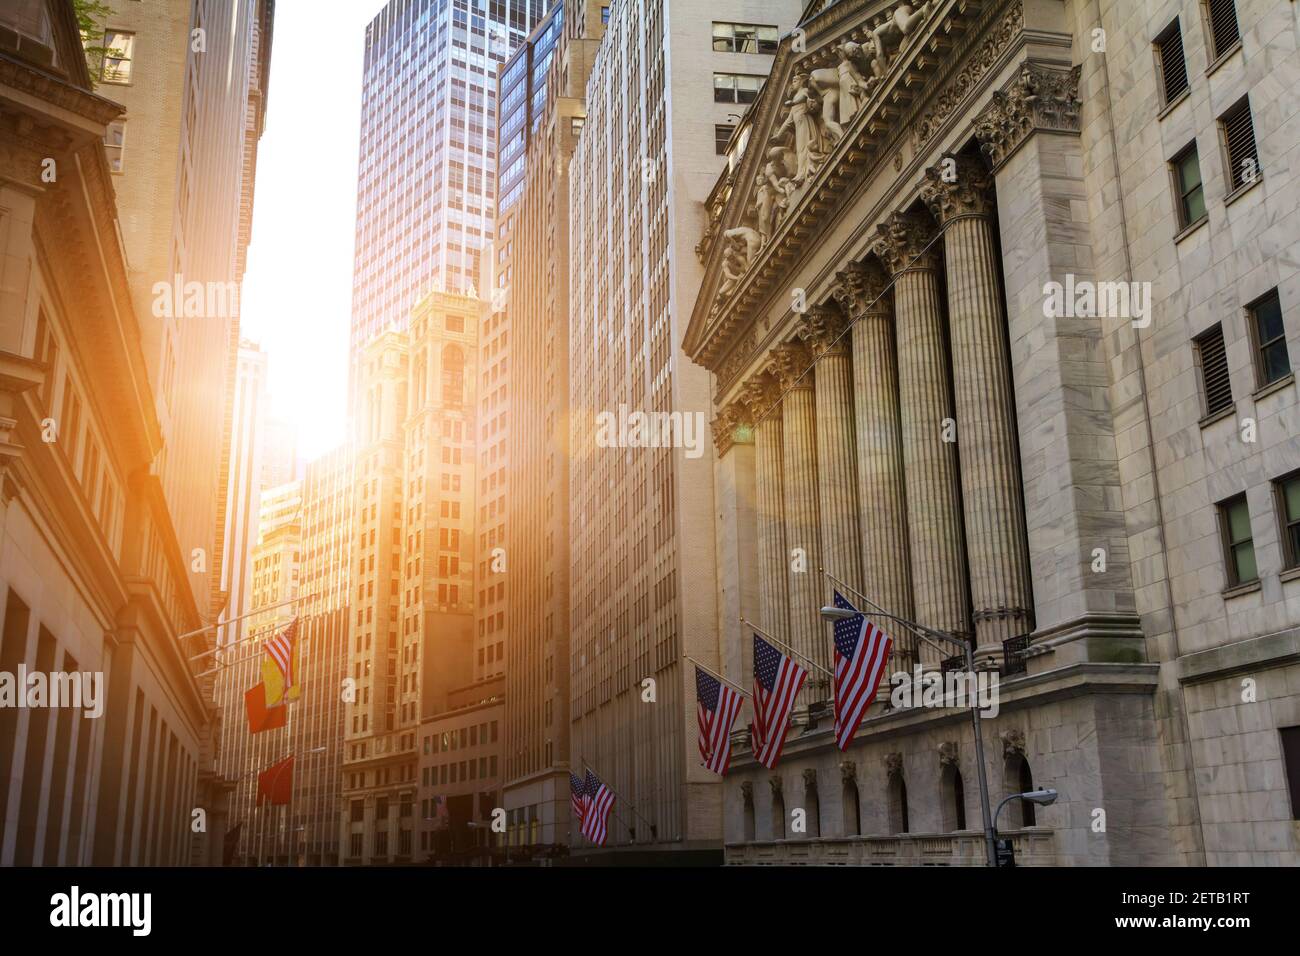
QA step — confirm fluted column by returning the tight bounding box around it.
[769,342,828,697]
[923,153,1033,659]
[832,260,915,668]
[873,210,970,660]
[799,305,864,602]
[741,372,791,647]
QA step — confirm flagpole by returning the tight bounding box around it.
[683,655,751,697]
[740,619,834,678]
[176,594,316,643]
[819,568,949,660]
[580,755,658,841]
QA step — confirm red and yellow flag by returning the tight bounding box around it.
[244,682,286,734]
[261,618,300,706]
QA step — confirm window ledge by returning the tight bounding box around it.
[1252,372,1293,402]
[1157,87,1190,121]
[1224,176,1262,208]
[1222,579,1261,600]
[1198,404,1236,429]
[1174,215,1209,244]
[1280,566,1300,585]
[1206,39,1243,78]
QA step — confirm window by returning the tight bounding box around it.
[1204,0,1240,62]
[1282,727,1300,820]
[1193,324,1233,417]
[712,22,779,54]
[713,73,764,104]
[1154,20,1188,105]
[714,124,734,155]
[1217,494,1257,586]
[1171,143,1206,228]
[103,120,126,173]
[1274,472,1300,571]
[100,31,134,84]
[1220,97,1260,193]
[1248,290,1289,387]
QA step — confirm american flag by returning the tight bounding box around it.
[580,769,614,846]
[751,633,807,769]
[832,591,892,750]
[695,665,743,775]
[569,771,587,826]
[264,617,299,692]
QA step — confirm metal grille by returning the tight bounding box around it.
[1207,0,1240,60]
[1156,22,1188,103]
[1002,635,1031,676]
[1195,324,1233,416]
[1223,100,1259,190]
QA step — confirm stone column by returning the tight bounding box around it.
[769,342,829,696]
[923,152,1034,661]
[832,260,915,667]
[711,400,759,690]
[873,210,969,660]
[798,305,864,603]
[741,372,791,650]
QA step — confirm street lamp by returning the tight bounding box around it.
[991,788,1056,867]
[819,603,999,868]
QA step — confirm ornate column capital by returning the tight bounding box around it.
[798,304,851,357]
[938,741,960,768]
[740,370,783,421]
[872,210,939,275]
[973,61,1082,170]
[711,400,754,457]
[883,752,904,776]
[768,340,815,392]
[1001,728,1027,759]
[802,767,818,791]
[769,774,784,797]
[839,760,858,785]
[831,260,892,320]
[921,152,996,223]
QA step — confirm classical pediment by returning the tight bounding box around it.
[684,0,1024,375]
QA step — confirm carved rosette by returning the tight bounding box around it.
[883,752,904,776]
[973,62,1083,170]
[768,341,815,392]
[872,210,939,276]
[938,741,960,768]
[798,304,851,358]
[711,401,754,457]
[832,259,892,320]
[839,760,858,785]
[740,370,783,421]
[921,152,996,224]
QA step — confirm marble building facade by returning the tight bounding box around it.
[686,0,1300,865]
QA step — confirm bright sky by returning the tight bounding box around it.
[238,0,390,462]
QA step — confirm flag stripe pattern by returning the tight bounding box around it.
[265,617,298,691]
[751,633,807,769]
[695,666,743,775]
[569,771,587,825]
[832,591,892,750]
[580,770,614,846]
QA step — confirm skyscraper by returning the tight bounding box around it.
[566,0,800,857]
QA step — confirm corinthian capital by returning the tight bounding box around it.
[768,340,815,391]
[973,61,1082,169]
[711,401,754,456]
[921,152,995,223]
[799,304,851,357]
[872,210,939,276]
[832,260,891,320]
[740,370,783,420]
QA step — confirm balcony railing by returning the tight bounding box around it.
[724,829,1057,866]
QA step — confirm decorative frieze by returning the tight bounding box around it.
[973,62,1082,170]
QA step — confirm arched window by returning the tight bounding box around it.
[1004,753,1037,828]
[802,769,821,839]
[941,763,967,831]
[742,784,756,842]
[441,344,464,407]
[769,778,786,840]
[887,771,909,834]
[842,775,861,836]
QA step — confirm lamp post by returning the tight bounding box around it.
[992,788,1057,867]
[819,602,999,868]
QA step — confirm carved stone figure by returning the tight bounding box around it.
[832,40,875,122]
[867,2,933,78]
[717,225,762,297]
[774,72,828,185]
[808,66,847,145]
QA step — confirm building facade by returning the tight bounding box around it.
[565,0,801,858]
[685,0,1300,865]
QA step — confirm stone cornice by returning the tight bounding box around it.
[0,54,125,130]
[972,60,1082,170]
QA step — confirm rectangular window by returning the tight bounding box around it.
[713,72,764,104]
[1204,0,1240,62]
[1193,324,1233,416]
[103,120,126,173]
[1154,20,1189,105]
[1217,494,1257,586]
[100,31,134,84]
[1282,727,1300,820]
[1274,472,1300,571]
[1220,97,1260,193]
[1248,289,1289,387]
[715,123,734,155]
[712,22,779,54]
[1171,143,1206,228]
